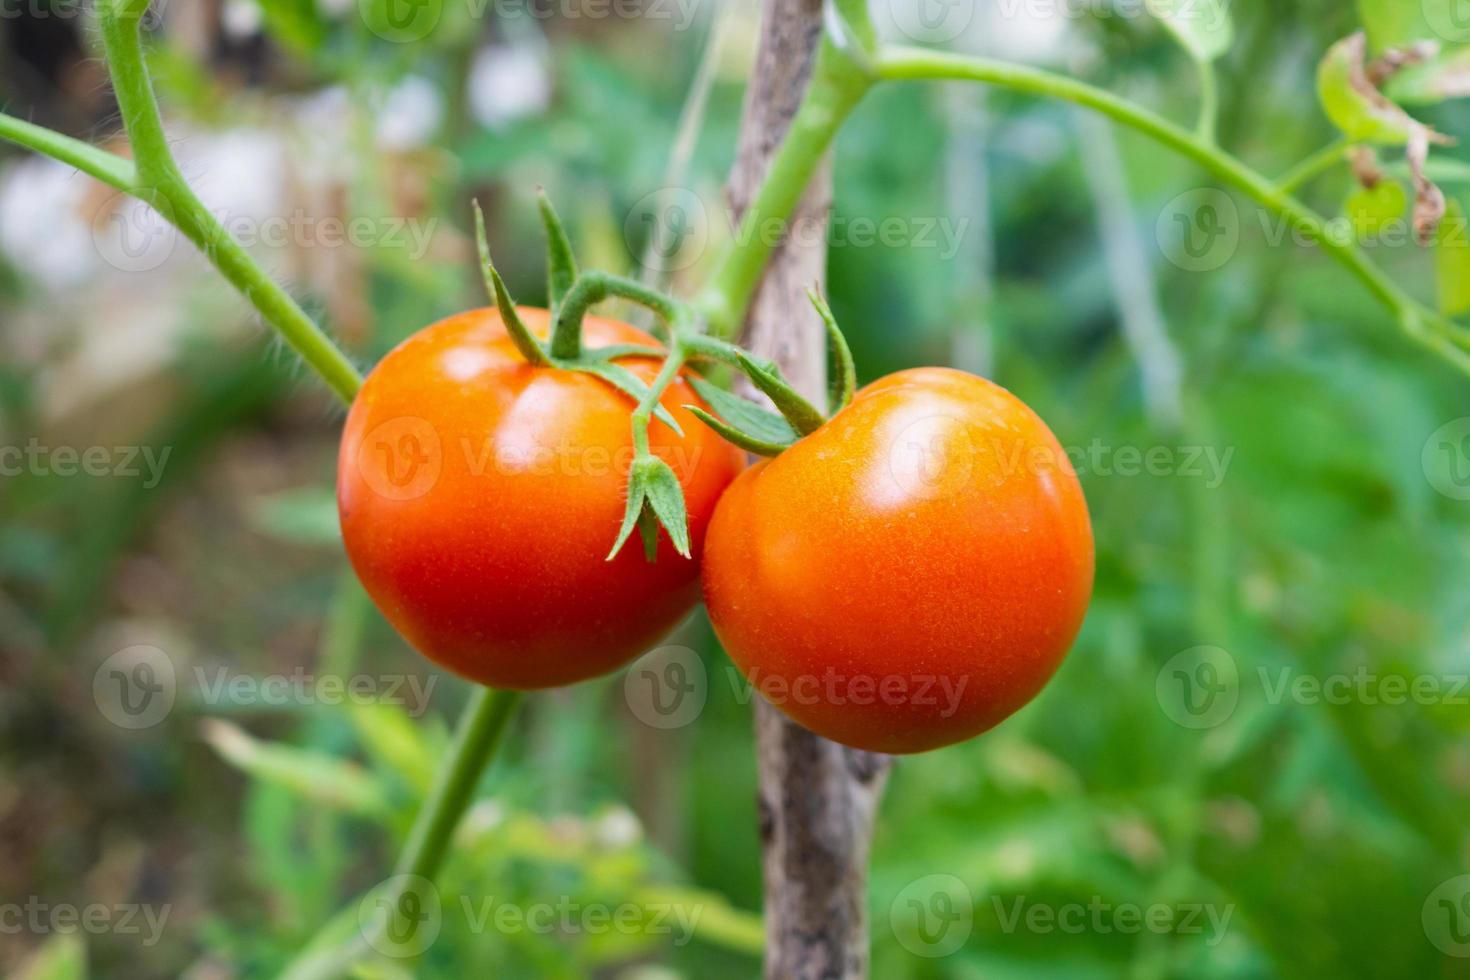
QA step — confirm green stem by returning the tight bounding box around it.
[282,686,524,980]
[1277,136,1352,195]
[695,40,875,337]
[1194,59,1219,145]
[90,2,363,403]
[394,687,523,882]
[875,46,1470,367]
[551,271,685,357]
[0,114,136,191]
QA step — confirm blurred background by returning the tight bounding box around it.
[3,0,1470,977]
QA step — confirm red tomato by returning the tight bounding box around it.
[338,307,745,690]
[702,367,1093,754]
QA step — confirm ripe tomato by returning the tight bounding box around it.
[338,307,745,690]
[703,367,1093,754]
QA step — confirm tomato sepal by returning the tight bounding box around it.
[558,359,684,434]
[807,286,856,413]
[732,351,826,435]
[474,200,551,366]
[687,376,798,454]
[608,454,692,561]
[537,188,579,311]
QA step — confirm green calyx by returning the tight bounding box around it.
[609,455,692,561]
[681,288,859,458]
[473,195,862,564]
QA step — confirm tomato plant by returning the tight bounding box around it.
[702,367,1094,754]
[338,306,744,689]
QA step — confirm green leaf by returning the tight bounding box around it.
[1345,180,1409,238]
[1145,0,1234,62]
[1387,45,1470,104]
[537,189,579,310]
[687,406,792,456]
[1435,200,1470,315]
[807,287,856,413]
[608,456,691,560]
[249,488,340,545]
[14,935,86,980]
[1358,0,1430,50]
[733,352,827,435]
[202,719,392,818]
[350,701,436,797]
[560,360,683,434]
[1318,33,1429,143]
[689,376,799,445]
[474,200,548,366]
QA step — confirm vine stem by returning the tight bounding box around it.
[873,46,1470,370]
[694,39,874,338]
[77,2,365,403]
[1277,136,1353,195]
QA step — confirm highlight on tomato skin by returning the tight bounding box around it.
[336,306,746,691]
[702,366,1094,755]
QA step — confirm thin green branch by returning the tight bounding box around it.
[1194,59,1219,144]
[93,5,363,403]
[695,40,875,337]
[0,114,137,191]
[1277,137,1353,195]
[875,46,1470,370]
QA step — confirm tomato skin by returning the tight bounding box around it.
[702,367,1093,754]
[338,307,744,690]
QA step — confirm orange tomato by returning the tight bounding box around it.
[702,367,1093,754]
[338,307,744,689]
